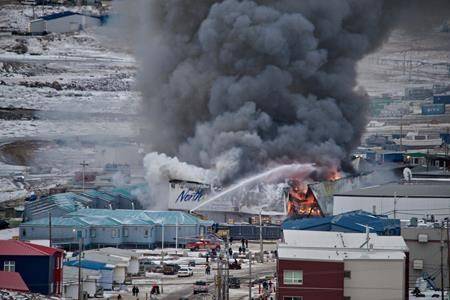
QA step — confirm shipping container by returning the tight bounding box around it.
[433,93,450,105]
[422,103,446,115]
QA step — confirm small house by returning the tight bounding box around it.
[29,11,102,34]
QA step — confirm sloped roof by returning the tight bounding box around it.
[70,209,203,225]
[22,216,89,227]
[64,259,113,270]
[0,271,29,292]
[282,216,333,230]
[80,190,116,203]
[0,240,62,256]
[282,210,399,234]
[39,11,101,21]
[69,209,154,225]
[144,210,201,225]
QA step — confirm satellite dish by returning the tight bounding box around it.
[403,168,413,182]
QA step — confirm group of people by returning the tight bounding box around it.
[131,285,140,297]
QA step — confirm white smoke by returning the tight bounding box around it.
[143,152,215,208]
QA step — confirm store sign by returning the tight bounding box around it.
[176,189,205,203]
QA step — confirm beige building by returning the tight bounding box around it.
[279,230,409,300]
[402,226,449,290]
[344,257,406,300]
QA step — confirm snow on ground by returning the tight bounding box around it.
[0,227,19,240]
[0,4,103,32]
[358,29,450,97]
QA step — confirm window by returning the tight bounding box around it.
[413,259,424,270]
[144,229,149,238]
[284,297,303,300]
[418,234,428,243]
[56,256,60,270]
[22,229,26,237]
[4,261,15,272]
[90,228,96,238]
[111,229,118,238]
[123,228,129,237]
[283,270,303,285]
[344,270,351,278]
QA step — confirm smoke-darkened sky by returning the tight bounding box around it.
[111,0,450,186]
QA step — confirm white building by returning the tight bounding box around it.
[95,247,140,275]
[29,11,102,34]
[333,183,450,219]
[81,251,129,284]
[279,230,409,300]
[63,266,101,299]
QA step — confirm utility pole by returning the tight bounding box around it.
[248,251,252,300]
[400,114,403,151]
[447,218,450,296]
[161,223,165,250]
[80,161,89,192]
[216,258,222,300]
[441,222,445,300]
[175,217,178,251]
[78,237,83,300]
[48,212,52,248]
[393,193,397,219]
[445,127,449,158]
[259,210,263,263]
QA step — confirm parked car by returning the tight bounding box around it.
[141,260,163,273]
[193,281,209,294]
[178,267,194,277]
[186,240,221,251]
[163,263,180,275]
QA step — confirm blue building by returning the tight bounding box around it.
[24,185,148,221]
[20,209,211,250]
[282,210,400,236]
[433,93,450,105]
[0,240,64,295]
[23,192,92,221]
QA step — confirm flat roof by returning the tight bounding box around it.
[278,247,405,261]
[282,230,408,251]
[334,183,450,198]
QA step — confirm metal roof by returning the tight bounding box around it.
[144,211,202,225]
[334,183,450,198]
[97,247,139,259]
[24,209,205,228]
[0,240,62,256]
[22,217,89,227]
[80,190,116,203]
[82,251,129,266]
[278,247,405,261]
[41,11,79,20]
[0,271,29,292]
[39,11,101,21]
[70,209,202,225]
[64,259,113,270]
[282,211,399,235]
[282,230,408,251]
[69,209,154,224]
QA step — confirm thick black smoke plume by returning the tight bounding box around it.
[113,0,445,184]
